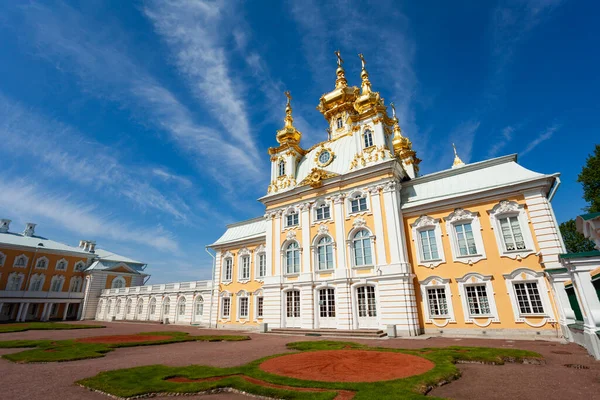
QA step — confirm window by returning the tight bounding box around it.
[163,298,171,315]
[286,290,300,318]
[239,297,249,318]
[56,259,67,271]
[427,288,449,317]
[363,129,373,148]
[0,252,5,267]
[222,297,231,318]
[499,216,526,251]
[514,282,544,315]
[350,194,368,213]
[316,236,334,270]
[454,222,477,256]
[419,229,439,261]
[319,288,336,317]
[50,276,64,292]
[195,298,204,316]
[115,300,122,315]
[149,298,156,315]
[137,300,144,316]
[111,276,126,289]
[74,261,85,272]
[445,209,486,264]
[240,256,250,280]
[278,160,286,176]
[223,257,233,281]
[357,286,377,317]
[336,117,343,129]
[14,255,27,267]
[178,298,186,316]
[465,285,491,316]
[286,210,299,227]
[30,274,44,291]
[315,202,330,220]
[35,258,47,270]
[353,230,373,267]
[126,299,132,315]
[69,277,82,292]
[285,241,300,274]
[257,296,264,318]
[257,253,266,278]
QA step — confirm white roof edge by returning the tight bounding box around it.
[225,216,264,229]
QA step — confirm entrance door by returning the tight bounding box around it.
[356,286,377,329]
[285,290,301,328]
[318,288,336,328]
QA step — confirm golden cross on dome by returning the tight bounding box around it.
[390,102,397,119]
[334,50,344,67]
[359,53,366,69]
[284,90,291,103]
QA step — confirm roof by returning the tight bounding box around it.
[580,212,600,221]
[401,154,557,209]
[559,250,600,259]
[94,249,145,265]
[210,217,266,247]
[0,231,92,256]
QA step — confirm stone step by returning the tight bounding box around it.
[269,328,387,338]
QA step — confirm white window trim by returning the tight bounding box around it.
[193,295,204,319]
[74,261,86,272]
[111,276,126,289]
[411,215,446,268]
[55,258,68,271]
[149,297,157,317]
[238,248,251,283]
[255,245,267,280]
[444,209,487,265]
[488,200,536,260]
[281,236,302,276]
[312,231,336,272]
[362,127,374,149]
[7,272,25,290]
[34,256,49,270]
[312,199,333,224]
[29,273,46,291]
[13,254,28,268]
[351,282,380,328]
[220,292,231,320]
[221,251,234,283]
[283,207,300,230]
[503,268,556,327]
[0,251,6,267]
[456,272,500,326]
[254,289,264,321]
[176,296,187,320]
[346,190,370,217]
[69,276,83,292]
[236,290,250,322]
[347,221,376,269]
[419,276,456,326]
[49,275,65,292]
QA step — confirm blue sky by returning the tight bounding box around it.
[0,0,597,284]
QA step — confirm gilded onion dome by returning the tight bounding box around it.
[316,50,360,122]
[390,102,421,171]
[276,91,302,145]
[353,53,382,115]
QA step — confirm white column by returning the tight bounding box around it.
[300,202,311,273]
[62,303,70,320]
[368,186,387,266]
[265,213,274,276]
[40,303,49,322]
[20,303,30,322]
[274,211,282,276]
[15,303,25,322]
[382,181,409,268]
[572,270,600,331]
[43,303,53,321]
[547,273,576,341]
[333,194,347,269]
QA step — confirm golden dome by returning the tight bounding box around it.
[276,91,302,145]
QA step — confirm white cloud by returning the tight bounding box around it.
[450,120,481,164]
[0,178,179,252]
[521,124,559,156]
[487,125,516,157]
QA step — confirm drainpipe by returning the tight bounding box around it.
[24,243,43,291]
[205,246,217,329]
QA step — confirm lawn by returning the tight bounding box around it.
[0,321,105,333]
[77,340,543,400]
[0,331,250,363]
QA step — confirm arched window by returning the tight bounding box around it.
[222,255,233,281]
[74,261,86,272]
[336,117,343,129]
[363,129,373,148]
[178,297,186,316]
[163,297,171,315]
[126,299,133,315]
[14,255,28,268]
[115,299,122,315]
[314,201,331,221]
[69,276,83,292]
[56,259,68,271]
[97,300,104,319]
[353,230,373,267]
[285,241,300,274]
[29,274,45,291]
[149,298,157,316]
[137,299,144,316]
[6,272,24,290]
[316,236,334,270]
[50,276,64,292]
[194,296,204,317]
[349,192,368,213]
[35,257,48,270]
[285,209,299,227]
[278,160,286,176]
[111,276,126,289]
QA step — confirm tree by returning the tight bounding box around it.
[578,144,600,213]
[559,219,596,253]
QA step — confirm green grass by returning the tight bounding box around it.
[0,331,250,363]
[0,322,105,333]
[77,340,543,400]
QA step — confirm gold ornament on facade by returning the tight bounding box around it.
[317,51,360,126]
[353,53,383,115]
[267,174,297,194]
[298,168,339,188]
[349,146,391,170]
[314,146,335,167]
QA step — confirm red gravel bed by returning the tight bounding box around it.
[260,349,435,382]
[76,334,173,344]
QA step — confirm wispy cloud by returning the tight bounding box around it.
[449,120,481,165]
[521,124,559,156]
[487,125,516,157]
[0,178,179,252]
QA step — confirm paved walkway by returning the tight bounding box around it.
[0,321,598,400]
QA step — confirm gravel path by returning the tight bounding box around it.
[0,321,598,400]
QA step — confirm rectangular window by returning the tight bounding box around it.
[499,216,526,251]
[455,222,478,256]
[427,288,449,317]
[257,297,264,318]
[351,197,368,213]
[357,286,377,317]
[223,258,232,281]
[319,288,336,317]
[241,256,250,279]
[258,254,266,277]
[465,285,491,316]
[317,244,334,270]
[286,212,299,227]
[316,205,330,220]
[363,131,373,148]
[239,297,249,318]
[222,298,231,318]
[286,290,300,318]
[514,282,545,315]
[419,229,440,261]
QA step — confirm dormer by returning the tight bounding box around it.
[0,219,10,233]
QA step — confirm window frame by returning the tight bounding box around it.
[350,228,374,268]
[411,215,446,268]
[55,258,68,271]
[238,294,249,319]
[314,200,332,222]
[69,276,83,292]
[6,272,24,290]
[221,295,231,319]
[285,209,299,228]
[488,200,535,260]
[222,252,233,282]
[238,249,251,281]
[49,275,65,292]
[347,191,369,215]
[29,273,45,291]
[34,256,49,270]
[313,234,335,271]
[419,276,456,325]
[362,128,374,148]
[278,159,286,177]
[283,240,301,275]
[111,276,126,289]
[456,272,500,325]
[13,254,28,268]
[444,209,487,265]
[255,246,267,279]
[74,261,86,272]
[503,268,555,324]
[356,285,377,318]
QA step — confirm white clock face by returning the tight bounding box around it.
[319,151,331,164]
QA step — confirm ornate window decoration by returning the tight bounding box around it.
[348,221,375,268]
[0,251,6,267]
[136,298,144,317]
[6,272,25,290]
[419,276,456,327]
[444,209,487,265]
[222,251,233,282]
[488,200,535,259]
[111,276,126,289]
[177,297,186,319]
[313,233,335,271]
[503,268,556,327]
[255,245,267,279]
[313,199,332,222]
[13,254,28,268]
[49,275,65,292]
[411,215,446,268]
[35,256,49,270]
[347,191,369,215]
[284,208,300,228]
[254,289,264,320]
[283,240,301,275]
[69,276,83,292]
[336,117,343,129]
[363,128,374,148]
[162,297,171,316]
[456,272,500,326]
[220,291,231,319]
[55,258,68,271]
[314,146,335,168]
[278,159,286,177]
[115,299,122,315]
[149,297,157,316]
[238,248,251,281]
[237,290,249,320]
[29,273,45,291]
[74,261,86,272]
[194,296,204,318]
[126,299,133,316]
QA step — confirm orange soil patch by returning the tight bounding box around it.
[260,350,435,382]
[168,375,355,400]
[76,334,173,344]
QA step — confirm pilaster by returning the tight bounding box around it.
[368,185,387,266]
[333,194,347,269]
